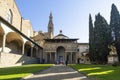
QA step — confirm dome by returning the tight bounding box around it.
[54,30,69,39]
[54,34,69,39]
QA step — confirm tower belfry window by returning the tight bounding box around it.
[49,27,52,31]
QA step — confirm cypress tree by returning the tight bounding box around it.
[94,13,109,63]
[89,14,95,62]
[110,4,120,61]
[110,4,120,40]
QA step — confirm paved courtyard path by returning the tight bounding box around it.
[24,65,90,80]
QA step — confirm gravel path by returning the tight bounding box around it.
[24,65,90,80]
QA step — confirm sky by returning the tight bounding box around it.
[15,0,120,43]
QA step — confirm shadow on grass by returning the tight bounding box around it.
[0,64,52,80]
[0,77,21,80]
[70,64,120,80]
[0,66,47,75]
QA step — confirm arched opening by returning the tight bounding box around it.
[24,41,31,57]
[0,26,5,52]
[6,32,23,54]
[56,46,65,64]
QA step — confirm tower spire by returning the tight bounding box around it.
[50,12,53,20]
[48,12,53,25]
[48,12,54,38]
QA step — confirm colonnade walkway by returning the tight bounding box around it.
[24,65,90,80]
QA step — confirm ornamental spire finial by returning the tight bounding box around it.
[60,30,62,34]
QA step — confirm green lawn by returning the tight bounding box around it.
[0,64,53,80]
[69,64,120,80]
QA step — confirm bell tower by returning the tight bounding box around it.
[48,12,54,38]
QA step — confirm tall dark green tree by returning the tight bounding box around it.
[94,13,110,63]
[89,14,96,62]
[110,4,120,61]
[110,4,120,40]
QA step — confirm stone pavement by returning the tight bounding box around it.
[24,65,90,80]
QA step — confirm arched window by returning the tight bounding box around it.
[6,9,13,23]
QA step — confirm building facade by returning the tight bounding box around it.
[43,32,78,64]
[33,13,90,64]
[0,0,42,67]
[0,0,90,67]
[77,43,90,64]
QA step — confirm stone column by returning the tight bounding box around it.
[75,53,77,63]
[70,52,72,63]
[46,52,48,63]
[22,43,25,55]
[55,52,57,62]
[2,34,6,52]
[50,52,51,63]
[64,52,66,62]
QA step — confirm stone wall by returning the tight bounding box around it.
[0,0,34,37]
[0,0,21,30]
[78,43,89,53]
[44,43,78,52]
[0,52,39,67]
[22,19,34,37]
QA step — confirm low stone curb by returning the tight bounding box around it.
[20,74,33,80]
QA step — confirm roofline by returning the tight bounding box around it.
[0,16,42,49]
[45,38,79,40]
[78,43,89,45]
[44,38,79,42]
[54,34,69,39]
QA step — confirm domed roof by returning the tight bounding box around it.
[54,34,69,39]
[54,30,69,39]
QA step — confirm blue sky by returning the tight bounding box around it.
[15,0,120,43]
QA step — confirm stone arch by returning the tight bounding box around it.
[56,46,65,64]
[24,41,31,57]
[6,32,23,54]
[0,25,5,51]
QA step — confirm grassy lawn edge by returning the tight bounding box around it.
[21,64,53,80]
[69,64,120,80]
[69,64,95,80]
[0,64,53,80]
